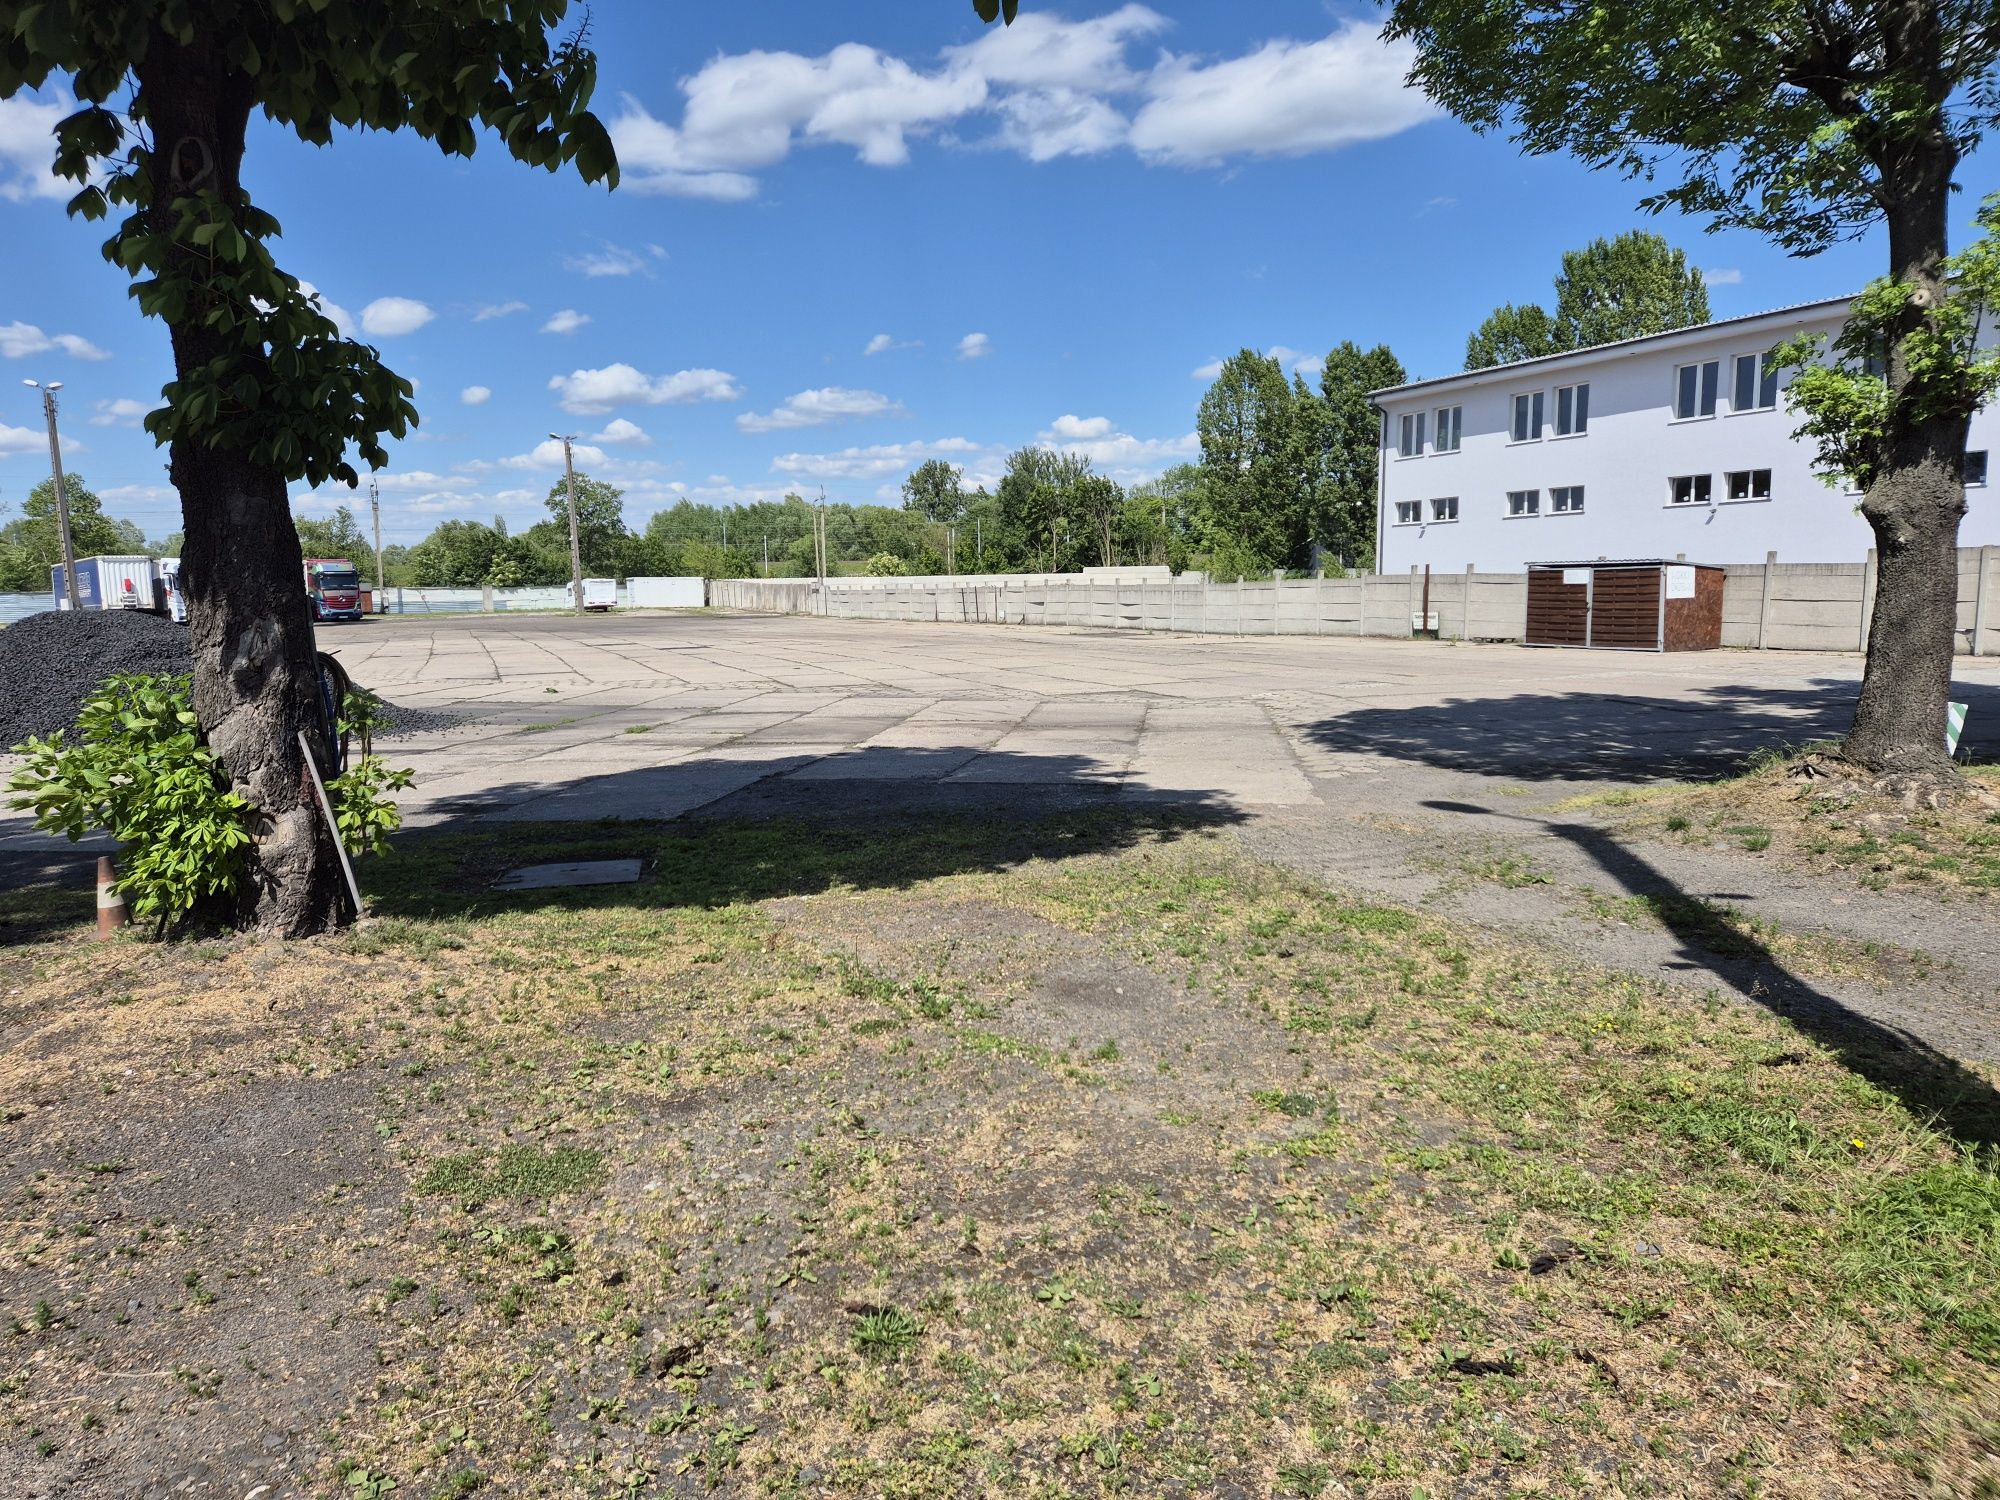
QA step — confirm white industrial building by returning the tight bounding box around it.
[1372,296,1999,573]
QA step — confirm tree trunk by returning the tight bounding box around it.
[138,37,347,935]
[1843,130,1966,779]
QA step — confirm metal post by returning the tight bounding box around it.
[26,382,78,608]
[551,432,584,615]
[369,478,384,607]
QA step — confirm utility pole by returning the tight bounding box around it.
[368,477,383,603]
[24,380,77,608]
[550,432,585,615]
[762,534,769,577]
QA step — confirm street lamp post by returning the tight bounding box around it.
[23,379,78,609]
[550,433,585,616]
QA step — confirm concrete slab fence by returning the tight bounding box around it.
[712,547,2000,656]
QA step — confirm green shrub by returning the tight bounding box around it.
[6,673,252,929]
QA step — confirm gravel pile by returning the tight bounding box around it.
[0,610,456,748]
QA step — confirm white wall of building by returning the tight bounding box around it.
[1376,299,2000,573]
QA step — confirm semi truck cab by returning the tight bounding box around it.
[305,558,364,622]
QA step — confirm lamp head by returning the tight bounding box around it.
[47,381,61,392]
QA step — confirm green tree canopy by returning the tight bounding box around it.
[1464,234,1707,369]
[293,504,370,562]
[542,474,628,575]
[1464,303,1560,370]
[1315,342,1407,567]
[0,474,149,591]
[1195,350,1303,570]
[901,459,967,523]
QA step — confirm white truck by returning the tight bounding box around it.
[565,577,617,611]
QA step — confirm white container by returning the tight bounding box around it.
[625,576,705,609]
[565,577,617,611]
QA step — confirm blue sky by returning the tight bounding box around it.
[0,2,1985,547]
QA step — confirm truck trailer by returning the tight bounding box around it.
[51,555,166,613]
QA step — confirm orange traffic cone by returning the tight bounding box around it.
[95,855,129,940]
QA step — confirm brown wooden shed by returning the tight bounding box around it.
[1525,560,1725,652]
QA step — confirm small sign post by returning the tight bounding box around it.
[1946,702,1969,759]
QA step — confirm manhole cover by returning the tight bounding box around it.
[493,859,643,891]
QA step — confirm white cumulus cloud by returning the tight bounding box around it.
[1130,25,1436,165]
[0,92,70,202]
[0,321,110,360]
[771,436,991,482]
[90,398,149,427]
[1704,267,1744,286]
[563,242,665,278]
[295,281,356,338]
[1048,414,1115,441]
[605,12,1430,199]
[737,386,902,433]
[957,332,992,361]
[591,417,652,445]
[360,296,435,337]
[500,438,610,471]
[548,363,744,415]
[864,333,894,356]
[471,300,528,322]
[542,308,592,335]
[0,422,44,456]
[461,385,492,406]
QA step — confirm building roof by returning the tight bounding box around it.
[1525,558,1724,569]
[1368,295,1854,402]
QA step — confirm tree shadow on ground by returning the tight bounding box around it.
[366,746,1248,923]
[1426,797,2000,1153]
[1308,678,2000,782]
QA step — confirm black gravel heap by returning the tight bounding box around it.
[0,610,456,748]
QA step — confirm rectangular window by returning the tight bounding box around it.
[1670,474,1714,506]
[1398,411,1426,457]
[1725,469,1773,501]
[1434,405,1461,453]
[1430,496,1458,522]
[1733,351,1779,411]
[1967,451,1989,487]
[1674,360,1720,419]
[1550,485,1585,513]
[1555,382,1590,436]
[1395,500,1422,525]
[1511,391,1544,442]
[1506,489,1540,517]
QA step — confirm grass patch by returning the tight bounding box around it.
[1,811,1995,1495]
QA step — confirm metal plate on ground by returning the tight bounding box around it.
[493,858,643,890]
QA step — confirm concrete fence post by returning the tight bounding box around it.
[1859,548,1877,652]
[482,583,494,614]
[1974,545,1995,658]
[1463,564,1475,641]
[1757,551,1776,650]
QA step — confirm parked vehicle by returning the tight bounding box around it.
[304,557,364,622]
[156,557,187,624]
[51,555,164,613]
[566,577,617,611]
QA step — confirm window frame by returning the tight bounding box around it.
[1510,390,1545,444]
[1553,382,1590,437]
[1724,468,1773,503]
[1731,350,1780,413]
[1396,410,1426,459]
[1673,359,1720,421]
[1433,404,1462,454]
[1429,495,1459,523]
[1393,499,1423,526]
[1549,484,1585,514]
[1505,488,1541,518]
[1966,450,1990,487]
[1669,473,1714,506]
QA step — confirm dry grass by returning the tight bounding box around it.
[1613,763,2000,900]
[2,814,1997,1498]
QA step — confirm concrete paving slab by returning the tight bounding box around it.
[493,858,643,890]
